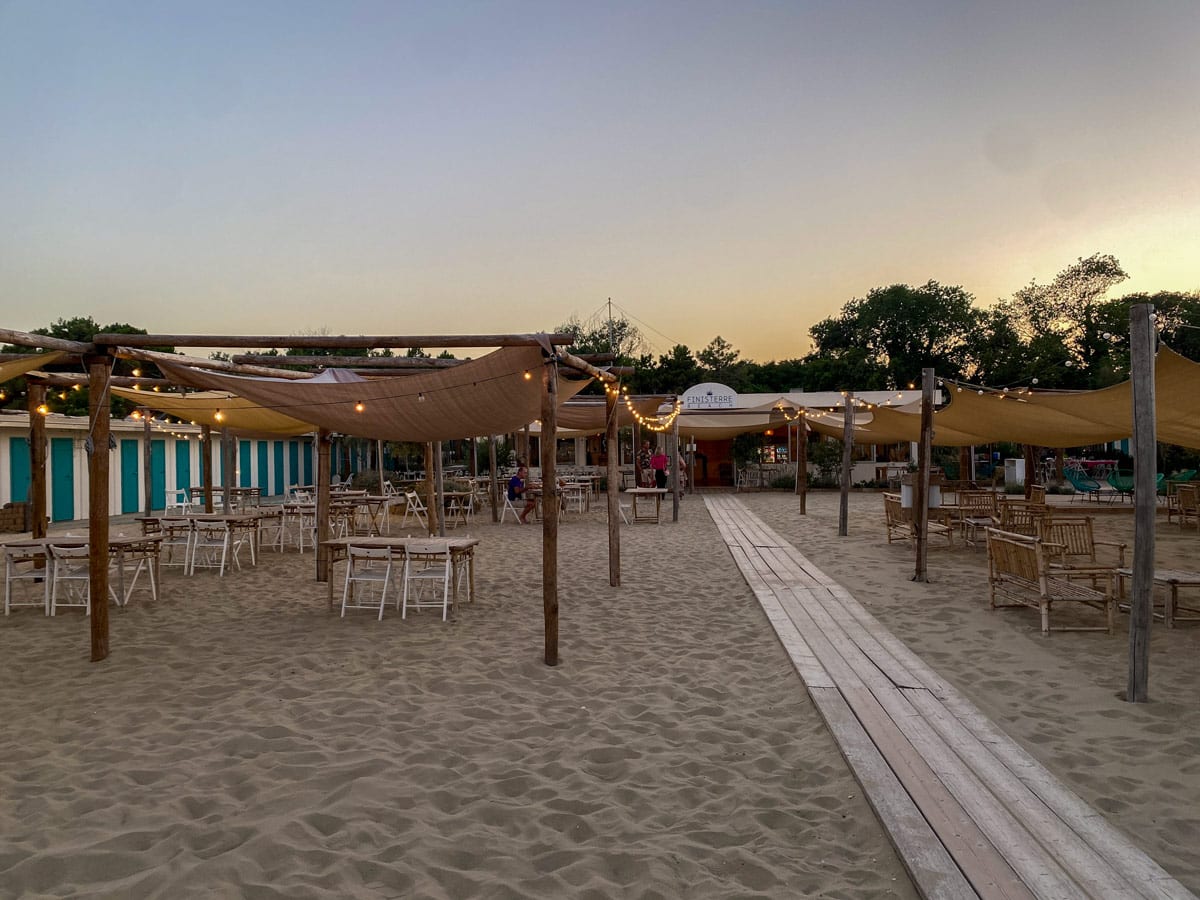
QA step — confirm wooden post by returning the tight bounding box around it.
[632,420,641,486]
[1055,448,1065,484]
[670,414,680,522]
[914,368,935,583]
[605,387,620,587]
[1127,302,1156,702]
[142,411,152,516]
[958,446,971,486]
[220,429,233,514]
[434,440,446,538]
[1022,443,1037,497]
[797,415,807,515]
[488,436,499,523]
[200,425,214,512]
[316,428,332,583]
[541,361,559,666]
[86,352,113,662]
[421,443,435,535]
[376,438,385,493]
[28,383,48,539]
[839,394,853,536]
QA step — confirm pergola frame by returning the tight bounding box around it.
[3,328,619,667]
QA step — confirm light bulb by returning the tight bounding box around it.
[214,409,225,423]
[354,400,365,413]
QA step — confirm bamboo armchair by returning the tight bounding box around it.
[986,528,1114,634]
[996,499,1048,536]
[1169,483,1200,529]
[1037,516,1125,592]
[883,493,954,547]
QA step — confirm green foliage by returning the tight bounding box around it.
[770,474,796,489]
[731,432,764,469]
[808,438,844,481]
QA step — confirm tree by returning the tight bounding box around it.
[806,281,983,388]
[554,313,645,361]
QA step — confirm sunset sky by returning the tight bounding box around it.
[2,1,1197,361]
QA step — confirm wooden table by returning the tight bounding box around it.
[624,487,668,523]
[3,534,163,608]
[141,511,277,562]
[321,536,480,609]
[1117,568,1200,628]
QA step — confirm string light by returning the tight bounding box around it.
[354,400,365,413]
[214,409,225,423]
[523,370,532,381]
[774,403,803,422]
[623,395,682,432]
[417,392,425,402]
[36,404,49,416]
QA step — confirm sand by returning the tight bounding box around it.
[3,490,1197,898]
[0,500,915,899]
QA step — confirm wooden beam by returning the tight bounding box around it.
[221,429,233,514]
[606,389,620,587]
[28,383,48,540]
[556,349,618,383]
[96,332,577,349]
[86,352,113,661]
[541,362,560,666]
[670,415,680,522]
[231,354,463,368]
[424,443,437,535]
[798,416,807,515]
[434,440,446,538]
[200,425,214,512]
[488,436,499,524]
[1127,302,1156,702]
[115,346,314,380]
[0,327,93,354]
[31,373,173,389]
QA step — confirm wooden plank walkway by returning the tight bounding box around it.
[705,495,1195,900]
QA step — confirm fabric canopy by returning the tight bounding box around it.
[802,346,1200,450]
[1,351,70,383]
[555,396,672,435]
[111,387,316,437]
[148,346,591,442]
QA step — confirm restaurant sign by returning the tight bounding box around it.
[681,382,738,410]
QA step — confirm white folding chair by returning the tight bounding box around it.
[4,545,49,615]
[500,492,521,524]
[401,540,453,620]
[47,544,95,615]
[401,490,428,529]
[158,521,194,571]
[341,545,393,620]
[165,488,192,515]
[188,522,245,576]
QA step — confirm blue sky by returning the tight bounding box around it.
[1,1,1197,360]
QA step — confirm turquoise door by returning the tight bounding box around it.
[303,440,313,485]
[9,436,30,503]
[273,441,284,496]
[288,441,299,489]
[151,440,166,509]
[257,441,269,493]
[175,439,191,492]
[120,439,140,513]
[50,437,74,522]
[239,441,252,487]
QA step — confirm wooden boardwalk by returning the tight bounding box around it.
[705,495,1194,900]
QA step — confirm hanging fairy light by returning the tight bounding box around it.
[354,400,365,413]
[623,395,682,433]
[214,409,225,423]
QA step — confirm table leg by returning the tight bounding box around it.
[1168,584,1177,629]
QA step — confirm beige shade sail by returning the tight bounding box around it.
[555,395,672,435]
[111,387,317,436]
[797,346,1200,450]
[1,351,71,383]
[149,346,591,442]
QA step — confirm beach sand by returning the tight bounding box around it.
[750,490,1200,893]
[0,500,917,899]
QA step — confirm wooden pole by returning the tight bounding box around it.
[434,440,446,538]
[632,421,641,486]
[605,388,620,587]
[488,436,499,523]
[1022,443,1037,497]
[200,425,214,512]
[316,428,332,583]
[669,416,680,522]
[376,438,385,493]
[424,442,437,535]
[798,415,807,515]
[839,394,853,536]
[958,446,971,486]
[541,361,559,666]
[1127,302,1156,702]
[914,368,935,583]
[220,429,233,514]
[28,383,47,539]
[86,352,113,662]
[0,327,92,353]
[142,412,153,516]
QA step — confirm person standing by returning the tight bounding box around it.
[637,440,653,487]
[651,446,669,489]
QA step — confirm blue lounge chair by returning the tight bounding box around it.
[1106,470,1135,503]
[1063,468,1103,501]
